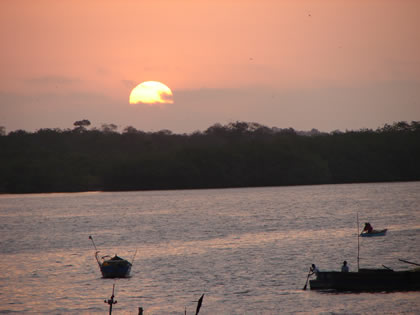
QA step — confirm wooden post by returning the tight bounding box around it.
[105,284,117,315]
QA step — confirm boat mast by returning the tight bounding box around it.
[357,213,360,271]
[89,235,102,267]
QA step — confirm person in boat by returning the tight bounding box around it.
[362,222,373,234]
[341,260,349,272]
[310,264,320,276]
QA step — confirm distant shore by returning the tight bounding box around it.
[1,121,419,194]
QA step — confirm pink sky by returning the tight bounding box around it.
[1,0,419,133]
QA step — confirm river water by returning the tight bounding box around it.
[1,182,419,314]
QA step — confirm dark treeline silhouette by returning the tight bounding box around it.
[1,121,419,193]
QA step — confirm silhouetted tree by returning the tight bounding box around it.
[0,120,419,193]
[100,123,118,133]
[73,119,91,131]
[123,126,139,134]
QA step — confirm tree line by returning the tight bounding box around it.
[1,121,419,193]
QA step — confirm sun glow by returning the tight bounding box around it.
[129,81,173,105]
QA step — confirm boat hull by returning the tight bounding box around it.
[100,259,132,278]
[309,269,420,291]
[360,229,387,237]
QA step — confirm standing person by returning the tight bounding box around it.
[341,261,349,272]
[310,264,319,276]
[303,265,319,290]
[362,222,373,234]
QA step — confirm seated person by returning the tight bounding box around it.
[362,222,373,233]
[341,261,349,272]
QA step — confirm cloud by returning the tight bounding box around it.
[170,80,420,132]
[25,75,81,86]
[1,79,419,134]
[96,67,110,76]
[121,79,137,89]
[0,91,117,132]
[160,91,174,103]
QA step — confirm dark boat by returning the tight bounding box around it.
[89,235,133,278]
[95,253,132,278]
[308,215,419,291]
[309,267,420,291]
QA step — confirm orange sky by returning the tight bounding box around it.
[1,0,419,133]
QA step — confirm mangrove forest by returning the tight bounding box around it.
[1,120,419,193]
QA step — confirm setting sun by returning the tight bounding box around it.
[129,81,173,105]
